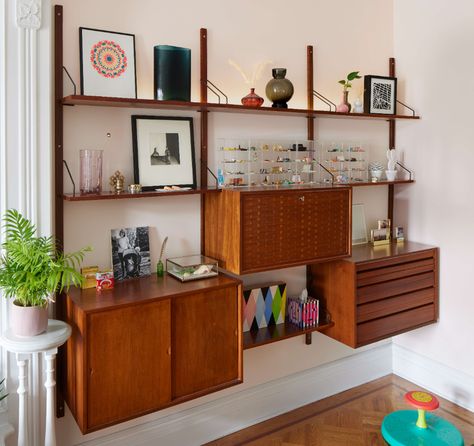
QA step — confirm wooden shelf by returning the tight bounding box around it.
[337,179,414,187]
[63,188,220,201]
[62,95,420,120]
[243,319,334,350]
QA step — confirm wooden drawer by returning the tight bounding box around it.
[357,304,436,346]
[357,288,435,323]
[357,271,435,305]
[357,258,434,287]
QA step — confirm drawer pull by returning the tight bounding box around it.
[167,347,172,356]
[299,196,305,202]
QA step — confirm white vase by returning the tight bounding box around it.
[385,170,397,181]
[10,301,48,336]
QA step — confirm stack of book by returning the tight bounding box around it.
[287,297,319,328]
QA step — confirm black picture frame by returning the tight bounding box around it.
[79,27,137,98]
[363,75,397,115]
[131,116,197,191]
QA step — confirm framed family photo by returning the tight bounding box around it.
[80,27,137,98]
[131,116,197,190]
[364,75,397,115]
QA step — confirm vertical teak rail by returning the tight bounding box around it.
[306,45,314,346]
[54,4,66,418]
[388,57,396,236]
[200,28,208,253]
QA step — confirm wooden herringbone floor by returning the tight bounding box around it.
[205,374,474,446]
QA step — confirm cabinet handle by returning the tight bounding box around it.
[167,347,172,356]
[299,196,305,202]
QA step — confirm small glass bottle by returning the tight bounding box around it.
[156,260,164,277]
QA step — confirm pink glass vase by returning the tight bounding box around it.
[336,91,351,113]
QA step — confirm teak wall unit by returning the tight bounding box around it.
[54,3,428,428]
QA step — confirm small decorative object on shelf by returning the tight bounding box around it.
[337,71,361,113]
[265,68,294,108]
[111,226,151,281]
[241,88,264,107]
[242,282,287,332]
[386,148,397,181]
[156,236,168,278]
[369,161,384,182]
[287,289,319,328]
[109,170,125,194]
[154,45,191,101]
[229,59,272,106]
[79,27,137,98]
[127,183,142,194]
[80,149,103,194]
[364,75,397,115]
[395,226,405,242]
[166,255,218,282]
[353,96,364,113]
[378,218,391,231]
[81,266,99,289]
[0,209,90,336]
[96,271,114,291]
[371,227,390,246]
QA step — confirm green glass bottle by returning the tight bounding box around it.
[156,260,164,277]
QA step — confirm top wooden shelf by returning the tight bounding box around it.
[62,95,420,120]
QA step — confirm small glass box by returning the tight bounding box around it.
[166,255,218,282]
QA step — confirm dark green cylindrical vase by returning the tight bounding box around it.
[265,68,294,108]
[154,45,191,101]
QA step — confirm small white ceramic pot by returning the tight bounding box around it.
[385,170,397,181]
[10,301,48,336]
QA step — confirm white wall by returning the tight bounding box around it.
[393,0,474,382]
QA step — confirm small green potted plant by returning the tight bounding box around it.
[336,71,362,113]
[0,209,90,337]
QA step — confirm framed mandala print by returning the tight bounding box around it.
[79,27,137,98]
[363,75,397,115]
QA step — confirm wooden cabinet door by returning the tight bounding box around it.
[172,287,242,400]
[87,300,171,430]
[241,189,350,273]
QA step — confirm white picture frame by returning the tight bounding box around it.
[80,27,137,98]
[131,116,197,190]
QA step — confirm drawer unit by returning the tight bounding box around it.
[205,187,351,275]
[308,242,438,348]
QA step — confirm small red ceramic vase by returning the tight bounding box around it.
[241,88,264,107]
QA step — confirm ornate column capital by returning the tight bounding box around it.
[16,0,41,30]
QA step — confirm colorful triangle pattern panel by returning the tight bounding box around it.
[242,283,287,332]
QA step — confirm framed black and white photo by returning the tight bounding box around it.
[131,116,196,190]
[364,75,397,115]
[111,226,151,281]
[80,27,137,98]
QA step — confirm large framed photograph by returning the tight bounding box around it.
[80,27,137,98]
[131,116,196,190]
[111,226,151,281]
[364,75,397,115]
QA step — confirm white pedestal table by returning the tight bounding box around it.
[0,320,71,446]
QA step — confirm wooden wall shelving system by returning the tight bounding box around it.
[54,4,420,416]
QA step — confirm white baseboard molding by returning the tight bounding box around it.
[393,343,474,412]
[77,344,392,446]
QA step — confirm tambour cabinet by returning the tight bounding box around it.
[308,242,438,348]
[204,187,352,275]
[65,274,242,433]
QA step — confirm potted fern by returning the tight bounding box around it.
[0,209,90,337]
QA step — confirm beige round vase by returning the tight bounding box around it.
[10,301,48,336]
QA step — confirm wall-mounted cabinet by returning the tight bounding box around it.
[204,187,352,275]
[65,275,242,433]
[307,242,438,348]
